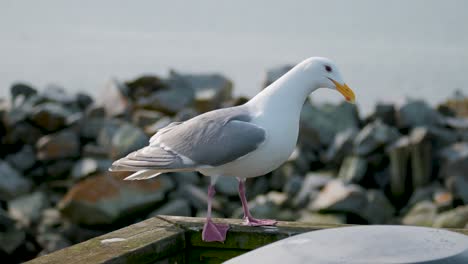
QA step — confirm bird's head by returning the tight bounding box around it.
[301,57,356,103]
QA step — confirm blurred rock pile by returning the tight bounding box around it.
[0,68,467,262]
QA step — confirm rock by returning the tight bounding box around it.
[144,116,173,136]
[433,205,468,228]
[171,171,200,186]
[247,176,270,200]
[402,201,437,227]
[36,130,80,160]
[300,102,360,149]
[125,75,167,100]
[362,190,395,224]
[262,65,293,87]
[76,92,94,110]
[100,79,130,117]
[2,121,43,145]
[439,142,468,204]
[30,102,72,132]
[433,191,453,210]
[373,102,396,126]
[404,183,444,211]
[233,192,290,220]
[10,82,38,101]
[58,173,175,225]
[38,208,63,234]
[109,123,148,159]
[179,184,221,212]
[309,180,367,216]
[0,161,32,200]
[215,175,239,196]
[298,212,346,225]
[5,145,36,172]
[283,175,303,198]
[41,85,78,105]
[37,232,71,256]
[8,191,49,226]
[172,72,233,112]
[71,158,112,180]
[338,156,368,184]
[354,120,400,156]
[397,100,442,128]
[96,119,122,147]
[147,199,191,217]
[135,73,195,115]
[132,109,163,127]
[387,136,411,199]
[45,160,75,179]
[409,128,433,188]
[293,171,333,208]
[322,128,357,165]
[270,163,295,191]
[0,208,26,254]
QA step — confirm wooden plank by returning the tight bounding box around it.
[26,217,186,264]
[159,215,346,250]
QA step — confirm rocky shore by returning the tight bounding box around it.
[0,68,467,263]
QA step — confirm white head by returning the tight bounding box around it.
[299,57,356,103]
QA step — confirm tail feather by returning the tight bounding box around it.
[123,170,162,180]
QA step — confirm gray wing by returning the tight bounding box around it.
[110,106,265,171]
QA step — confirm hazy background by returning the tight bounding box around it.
[1,0,467,112]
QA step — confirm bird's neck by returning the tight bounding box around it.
[246,66,319,115]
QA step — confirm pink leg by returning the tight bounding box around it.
[238,178,277,226]
[202,184,229,242]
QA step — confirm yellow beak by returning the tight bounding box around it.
[329,78,356,104]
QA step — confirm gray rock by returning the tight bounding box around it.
[179,184,221,212]
[215,175,239,196]
[362,190,395,224]
[270,163,295,191]
[37,232,71,256]
[293,171,333,208]
[144,116,173,136]
[5,145,36,172]
[439,142,468,204]
[79,117,105,140]
[0,208,26,254]
[30,102,72,132]
[10,82,37,101]
[283,175,303,198]
[38,208,63,234]
[109,123,148,159]
[76,92,94,110]
[397,100,442,128]
[0,161,32,200]
[42,85,78,105]
[322,128,358,165]
[338,156,368,184]
[387,136,411,198]
[71,158,112,180]
[170,171,200,186]
[409,128,433,188]
[100,79,130,117]
[262,65,293,87]
[233,192,290,220]
[404,184,444,211]
[402,201,437,227]
[354,120,400,156]
[298,212,346,225]
[172,72,233,112]
[433,205,468,228]
[300,102,359,149]
[136,73,195,115]
[247,176,270,200]
[148,199,191,217]
[8,191,49,226]
[58,173,175,225]
[2,121,43,145]
[45,160,75,179]
[309,180,368,216]
[132,109,163,127]
[373,102,396,126]
[36,130,80,160]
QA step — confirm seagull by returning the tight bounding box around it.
[109,57,356,242]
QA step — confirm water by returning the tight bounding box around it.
[1,0,467,113]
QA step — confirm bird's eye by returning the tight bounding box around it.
[325,65,332,72]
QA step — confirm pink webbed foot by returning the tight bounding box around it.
[202,219,230,242]
[243,216,277,226]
